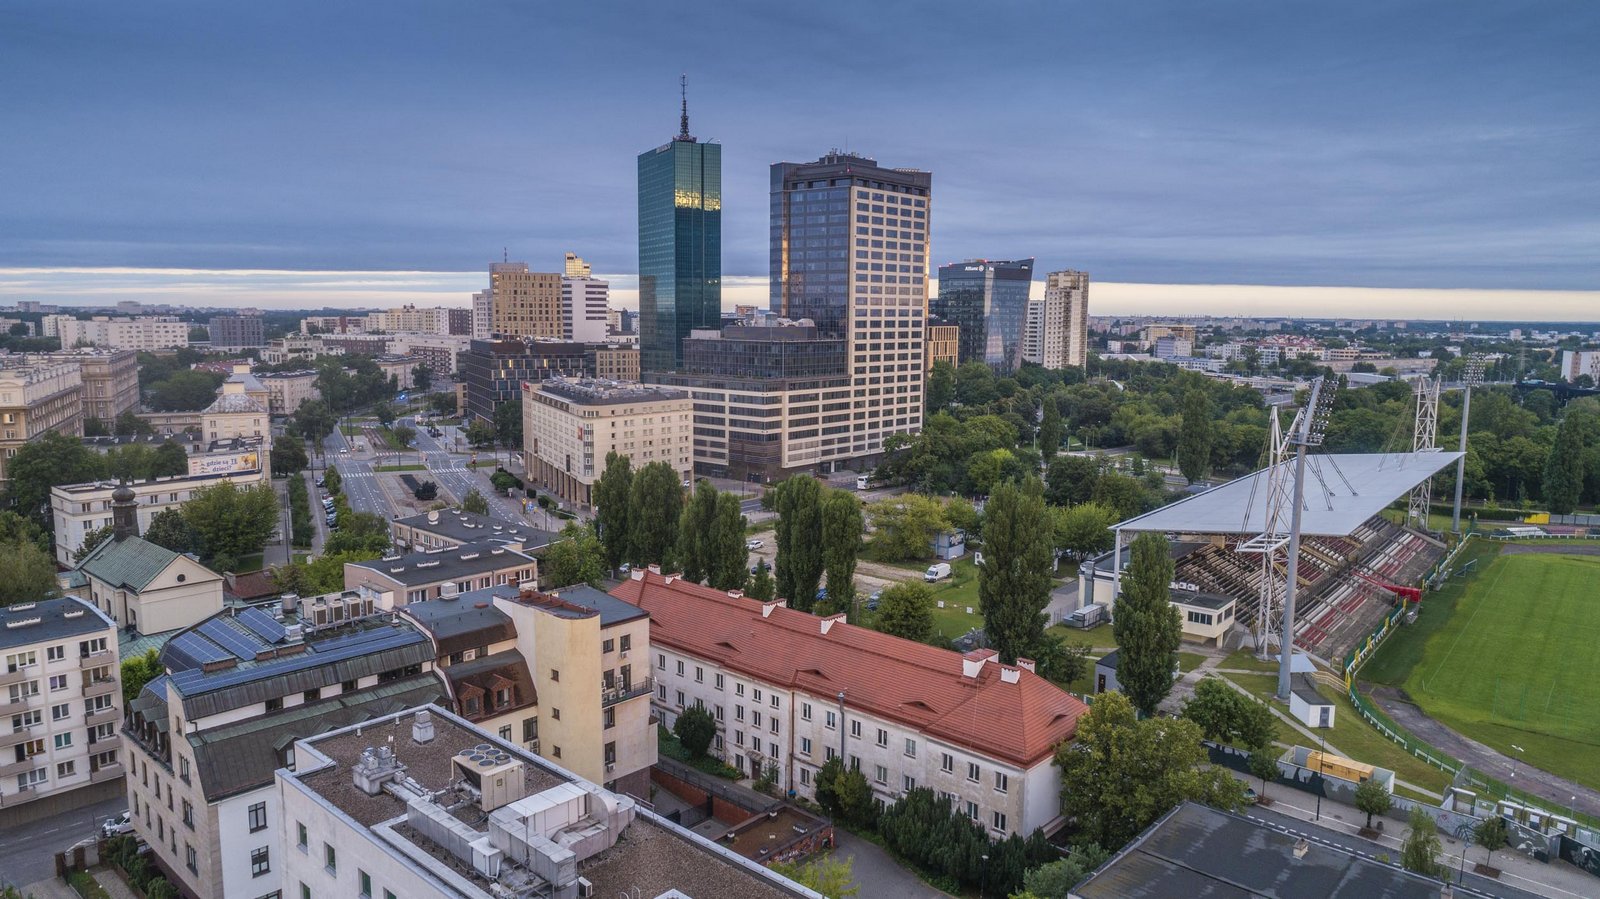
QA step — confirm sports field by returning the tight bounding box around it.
[1403,550,1600,788]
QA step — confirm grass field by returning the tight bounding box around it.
[1398,550,1600,789]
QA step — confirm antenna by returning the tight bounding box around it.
[677,73,694,142]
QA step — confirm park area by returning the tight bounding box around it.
[1394,548,1600,789]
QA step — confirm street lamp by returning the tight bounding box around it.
[979,853,989,899]
[1510,744,1525,780]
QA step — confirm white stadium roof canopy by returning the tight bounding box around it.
[1114,451,1464,538]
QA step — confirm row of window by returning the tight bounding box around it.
[294,823,397,899]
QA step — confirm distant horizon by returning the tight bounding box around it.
[2,267,1598,325]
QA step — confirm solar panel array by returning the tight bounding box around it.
[168,626,427,696]
[237,607,288,644]
[199,619,263,661]
[168,632,232,668]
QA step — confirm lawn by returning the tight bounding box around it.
[1219,649,1282,673]
[373,463,426,472]
[1398,550,1600,790]
[1048,621,1117,651]
[1361,538,1502,686]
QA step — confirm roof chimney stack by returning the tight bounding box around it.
[412,709,435,744]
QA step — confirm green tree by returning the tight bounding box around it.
[1400,805,1442,878]
[182,482,279,563]
[143,508,196,553]
[673,705,716,758]
[1354,777,1392,831]
[0,539,59,606]
[593,452,634,569]
[0,510,49,554]
[105,444,156,481]
[1112,531,1182,716]
[464,418,497,448]
[412,364,432,390]
[1038,395,1064,460]
[461,488,489,515]
[493,400,523,454]
[865,493,949,562]
[1051,502,1117,561]
[74,524,115,562]
[1248,748,1279,802]
[1055,691,1244,849]
[392,424,416,454]
[413,480,438,501]
[1177,389,1213,483]
[1181,678,1275,750]
[114,409,154,436]
[814,756,846,818]
[770,855,859,898]
[489,469,519,494]
[773,476,824,610]
[628,462,683,567]
[147,369,223,411]
[84,415,108,436]
[1030,633,1091,684]
[874,582,936,643]
[373,400,397,428]
[927,359,956,413]
[821,490,863,616]
[1475,814,1509,869]
[979,477,1054,664]
[708,493,748,591]
[4,431,106,526]
[675,483,720,583]
[1021,845,1110,899]
[1543,412,1586,514]
[151,441,188,477]
[121,648,163,703]
[271,440,309,477]
[323,509,391,557]
[1045,454,1101,506]
[1090,471,1149,520]
[289,400,338,460]
[322,467,342,495]
[542,523,607,588]
[968,447,1021,496]
[746,559,775,601]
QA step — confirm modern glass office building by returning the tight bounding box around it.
[637,109,721,373]
[932,258,1035,372]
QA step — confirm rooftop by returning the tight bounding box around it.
[0,596,115,650]
[534,377,688,405]
[53,466,261,497]
[612,570,1087,767]
[401,594,516,655]
[392,509,559,551]
[347,540,536,587]
[75,534,202,593]
[203,391,268,415]
[1169,587,1235,611]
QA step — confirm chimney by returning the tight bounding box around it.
[819,613,846,635]
[1292,838,1310,860]
[1015,657,1036,674]
[761,600,782,618]
[412,709,435,744]
[111,481,139,541]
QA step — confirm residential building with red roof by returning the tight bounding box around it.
[611,568,1089,837]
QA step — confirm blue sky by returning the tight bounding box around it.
[1,1,1597,314]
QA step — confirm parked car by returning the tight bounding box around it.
[745,539,764,550]
[315,478,325,488]
[925,562,952,582]
[866,590,882,611]
[101,811,134,838]
[855,474,870,490]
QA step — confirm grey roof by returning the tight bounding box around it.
[203,391,268,414]
[187,673,445,800]
[0,597,114,649]
[1095,650,1119,672]
[402,596,515,656]
[393,509,559,550]
[75,535,184,592]
[554,584,650,627]
[347,540,535,587]
[1291,674,1331,707]
[1073,801,1492,898]
[1169,588,1234,611]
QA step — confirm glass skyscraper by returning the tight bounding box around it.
[637,102,721,373]
[932,258,1035,372]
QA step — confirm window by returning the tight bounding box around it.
[876,728,888,748]
[303,688,320,703]
[770,694,779,709]
[300,884,310,899]
[603,708,615,729]
[56,760,76,779]
[992,811,1008,833]
[800,767,811,786]
[249,802,267,832]
[675,660,684,676]
[604,741,616,766]
[800,737,812,755]
[619,634,631,652]
[770,718,779,734]
[967,762,980,782]
[752,688,763,703]
[903,774,916,792]
[966,801,980,820]
[874,765,887,784]
[735,683,745,697]
[849,720,861,738]
[180,756,190,782]
[385,891,397,899]
[657,653,665,670]
[252,846,271,877]
[359,869,372,897]
[498,725,512,741]
[552,707,561,720]
[550,668,560,682]
[53,732,72,750]
[602,638,614,654]
[694,666,703,683]
[714,673,724,690]
[904,738,917,758]
[48,675,67,692]
[825,710,836,730]
[735,705,745,722]
[994,772,1009,793]
[657,684,667,701]
[183,799,194,828]
[296,822,307,851]
[324,842,337,873]
[523,718,538,742]
[46,646,64,663]
[51,704,70,721]
[3,651,36,672]
[186,843,197,873]
[801,702,812,721]
[753,711,762,728]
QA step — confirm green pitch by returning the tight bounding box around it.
[1405,551,1600,789]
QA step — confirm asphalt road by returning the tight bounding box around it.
[409,424,527,521]
[322,429,388,518]
[0,794,126,888]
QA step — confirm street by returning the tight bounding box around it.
[0,794,126,889]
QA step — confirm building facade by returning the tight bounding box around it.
[522,379,692,508]
[470,289,493,339]
[0,357,84,483]
[638,114,722,373]
[1560,349,1600,383]
[460,338,593,422]
[588,345,640,381]
[365,305,455,335]
[770,153,930,464]
[933,258,1034,372]
[52,466,267,566]
[562,258,611,344]
[926,323,960,370]
[207,314,264,350]
[70,486,226,634]
[49,349,139,424]
[1023,270,1090,369]
[258,370,320,414]
[57,316,190,351]
[488,262,564,340]
[342,540,539,607]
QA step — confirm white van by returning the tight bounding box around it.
[855,474,870,490]
[925,562,952,582]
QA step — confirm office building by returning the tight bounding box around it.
[122,601,447,899]
[587,345,639,382]
[274,704,817,899]
[522,379,692,509]
[1023,270,1089,369]
[471,289,494,339]
[48,348,139,424]
[460,338,593,422]
[342,540,539,607]
[258,370,320,414]
[488,262,564,340]
[926,323,960,370]
[0,357,84,483]
[615,568,1087,837]
[637,93,721,372]
[770,152,931,461]
[561,268,610,344]
[56,316,191,351]
[0,597,122,826]
[933,258,1034,372]
[206,314,265,350]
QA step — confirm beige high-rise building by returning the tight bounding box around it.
[0,358,84,483]
[47,348,139,424]
[564,252,592,277]
[926,323,960,370]
[1024,270,1091,369]
[523,379,692,508]
[489,262,564,339]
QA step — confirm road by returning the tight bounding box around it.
[408,423,534,523]
[322,429,388,518]
[0,794,126,888]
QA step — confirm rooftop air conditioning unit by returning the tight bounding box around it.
[576,877,594,898]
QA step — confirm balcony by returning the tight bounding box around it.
[0,667,35,688]
[0,756,43,778]
[89,734,123,754]
[601,676,654,708]
[86,705,118,725]
[0,696,36,717]
[84,679,119,700]
[90,763,125,784]
[79,651,112,670]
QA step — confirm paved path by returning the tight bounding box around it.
[0,793,125,887]
[1368,685,1600,819]
[830,831,949,898]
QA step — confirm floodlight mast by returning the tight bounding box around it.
[1407,376,1441,529]
[1452,358,1487,534]
[1276,376,1337,701]
[1237,410,1297,658]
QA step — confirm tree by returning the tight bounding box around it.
[151,441,188,477]
[143,508,196,553]
[770,856,859,898]
[746,559,775,601]
[413,480,438,501]
[675,483,720,583]
[121,648,163,703]
[1248,748,1279,802]
[4,431,107,526]
[428,391,457,416]
[0,510,49,554]
[821,490,863,616]
[1177,389,1213,483]
[874,582,936,643]
[1055,691,1244,849]
[1052,502,1117,561]
[814,756,846,818]
[773,476,824,610]
[0,539,59,606]
[288,400,338,459]
[146,369,223,411]
[412,364,432,390]
[323,467,342,495]
[979,477,1054,664]
[1181,678,1276,750]
[1030,633,1091,684]
[461,488,489,515]
[1113,531,1182,716]
[1045,454,1100,507]
[1038,394,1064,460]
[673,705,716,758]
[708,493,748,591]
[1475,814,1509,870]
[542,523,606,588]
[927,359,956,413]
[182,482,279,564]
[323,510,391,557]
[627,462,683,568]
[490,469,519,494]
[593,452,634,570]
[1022,845,1111,899]
[373,400,397,428]
[1090,472,1149,520]
[84,415,109,436]
[1400,805,1442,878]
[464,418,497,448]
[105,444,157,482]
[1355,777,1392,831]
[1544,412,1586,514]
[271,440,309,477]
[74,525,115,562]
[865,493,949,562]
[493,400,522,454]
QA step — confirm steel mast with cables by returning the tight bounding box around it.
[1407,376,1441,529]
[1274,376,1338,699]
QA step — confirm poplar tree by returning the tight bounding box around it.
[978,477,1054,664]
[774,476,824,611]
[1177,388,1213,484]
[708,493,748,591]
[1113,531,1183,716]
[593,452,634,570]
[821,490,864,616]
[628,462,682,568]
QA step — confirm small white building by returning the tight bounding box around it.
[1289,674,1336,729]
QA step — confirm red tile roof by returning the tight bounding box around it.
[611,570,1087,767]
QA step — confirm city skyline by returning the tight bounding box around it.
[3,1,1596,318]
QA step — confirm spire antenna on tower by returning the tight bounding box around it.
[677,73,695,142]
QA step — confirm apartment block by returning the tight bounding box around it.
[57,316,191,351]
[1023,270,1090,369]
[562,261,611,344]
[522,379,693,509]
[489,262,564,340]
[471,289,494,339]
[258,370,321,414]
[52,464,267,566]
[615,569,1087,837]
[0,357,84,483]
[207,314,265,350]
[0,598,122,827]
[365,305,455,335]
[1560,349,1600,383]
[342,540,539,606]
[49,348,139,423]
[386,333,471,377]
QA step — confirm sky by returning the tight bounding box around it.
[1,1,1597,319]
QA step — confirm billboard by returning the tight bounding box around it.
[189,450,261,476]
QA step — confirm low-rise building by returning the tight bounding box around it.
[588,344,640,381]
[342,540,539,607]
[614,568,1089,837]
[0,356,84,483]
[51,465,267,566]
[389,508,559,554]
[460,338,592,421]
[522,378,693,508]
[48,348,139,424]
[200,380,271,450]
[258,370,321,414]
[261,335,346,365]
[1170,587,1236,647]
[386,333,472,377]
[70,485,224,634]
[57,316,190,351]
[374,354,420,390]
[0,597,122,826]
